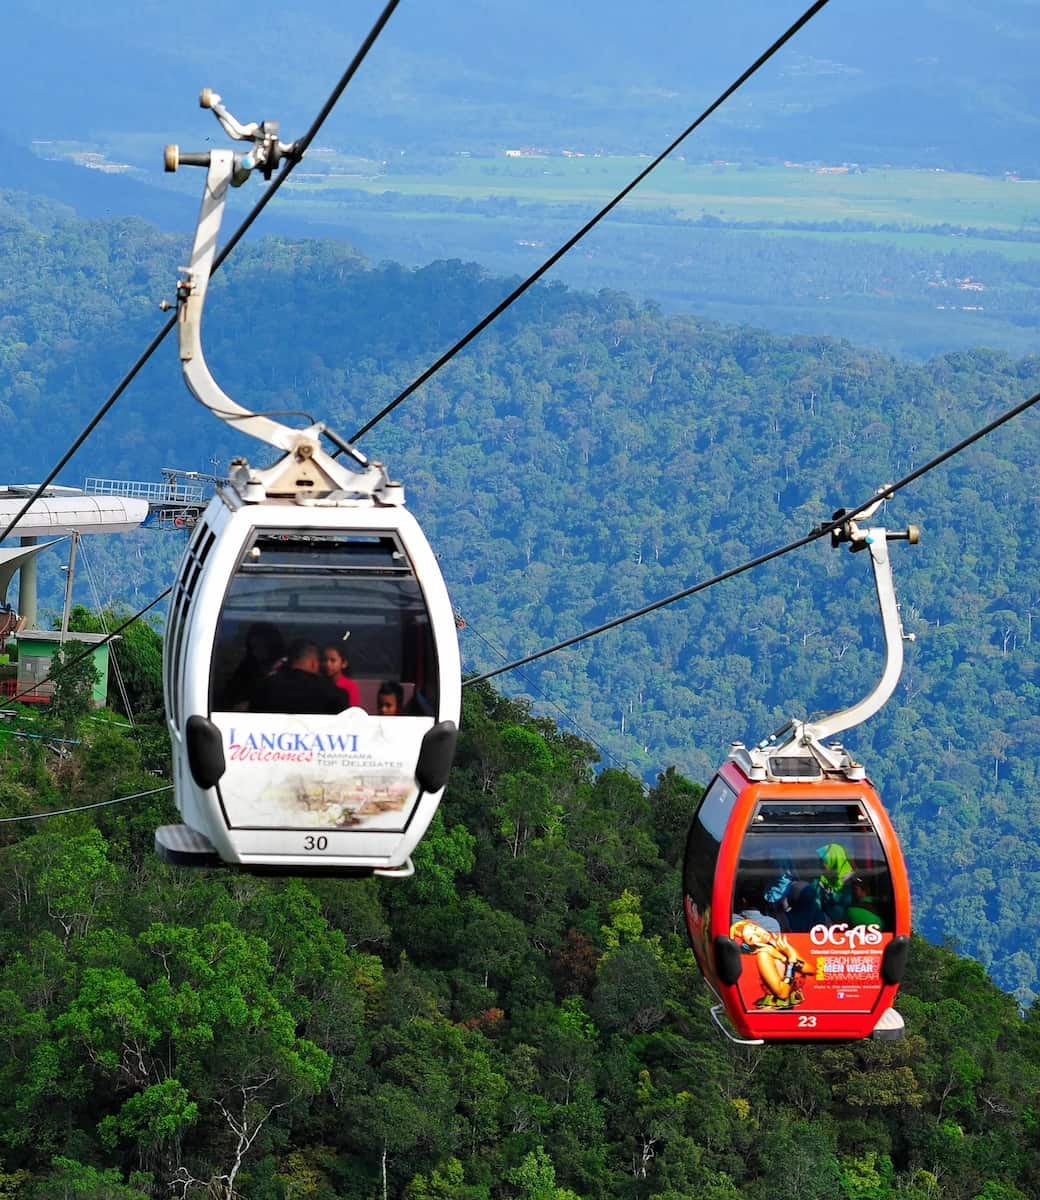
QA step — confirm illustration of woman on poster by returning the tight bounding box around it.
[730,918,807,1009]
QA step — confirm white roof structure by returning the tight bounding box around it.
[0,541,60,607]
[0,487,150,630]
[0,487,148,536]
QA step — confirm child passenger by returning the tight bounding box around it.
[376,680,405,716]
[321,644,361,708]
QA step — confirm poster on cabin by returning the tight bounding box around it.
[729,919,889,1015]
[212,711,432,831]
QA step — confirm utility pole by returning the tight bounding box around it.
[59,531,80,645]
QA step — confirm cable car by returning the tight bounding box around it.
[155,91,460,876]
[683,505,917,1041]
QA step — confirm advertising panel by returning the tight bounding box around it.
[213,710,431,831]
[730,919,887,1014]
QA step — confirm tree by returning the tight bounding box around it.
[32,1158,150,1199]
[51,919,332,1196]
[47,645,99,737]
[69,605,164,719]
[504,1148,581,1200]
[405,1157,489,1200]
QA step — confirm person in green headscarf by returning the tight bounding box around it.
[814,843,855,922]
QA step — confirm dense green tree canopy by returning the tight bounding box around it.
[1,198,1039,1199]
[0,667,1039,1198]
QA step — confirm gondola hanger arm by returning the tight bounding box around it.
[748,492,920,770]
[173,147,315,455]
[199,88,262,145]
[164,89,397,504]
[807,493,920,744]
[165,93,320,457]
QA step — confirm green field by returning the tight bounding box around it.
[35,135,1040,258]
[270,155,1040,360]
[288,156,1040,239]
[40,135,1028,359]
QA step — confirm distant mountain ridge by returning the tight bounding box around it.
[7,0,1040,173]
[0,132,187,229]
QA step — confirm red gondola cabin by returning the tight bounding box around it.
[683,739,910,1043]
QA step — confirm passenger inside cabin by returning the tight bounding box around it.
[250,639,350,715]
[761,860,816,931]
[735,888,782,934]
[761,861,828,933]
[376,680,404,716]
[814,842,856,923]
[845,876,887,930]
[224,622,285,711]
[764,864,796,908]
[404,684,434,716]
[321,643,361,708]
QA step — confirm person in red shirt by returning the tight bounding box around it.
[321,644,361,709]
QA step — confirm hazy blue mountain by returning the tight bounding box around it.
[0,132,189,228]
[7,0,1040,174]
[9,0,1040,367]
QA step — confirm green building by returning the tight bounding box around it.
[12,630,113,706]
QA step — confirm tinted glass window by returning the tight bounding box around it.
[683,775,738,911]
[210,530,438,715]
[733,800,893,934]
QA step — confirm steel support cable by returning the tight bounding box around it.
[0,319,176,550]
[0,783,173,824]
[464,530,821,688]
[32,384,1040,701]
[0,0,401,548]
[461,616,629,770]
[349,0,833,443]
[30,386,1040,702]
[464,387,1040,687]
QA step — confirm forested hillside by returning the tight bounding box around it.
[1,196,1039,1003]
[251,182,1040,361]
[1,670,1038,1199]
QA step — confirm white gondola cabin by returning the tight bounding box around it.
[159,477,461,875]
[156,90,460,875]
